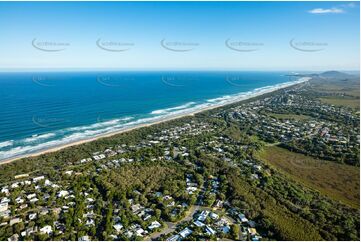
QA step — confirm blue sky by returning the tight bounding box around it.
[0,1,359,71]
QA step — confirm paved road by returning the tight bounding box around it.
[146,205,208,240]
[145,184,207,240]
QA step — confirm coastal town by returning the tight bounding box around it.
[0,116,267,241]
[0,0,360,241]
[0,74,359,241]
[226,83,359,165]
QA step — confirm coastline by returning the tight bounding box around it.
[0,77,311,165]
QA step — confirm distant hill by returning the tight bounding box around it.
[288,71,358,80]
[307,70,360,97]
[319,71,354,79]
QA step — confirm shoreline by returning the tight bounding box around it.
[0,77,311,165]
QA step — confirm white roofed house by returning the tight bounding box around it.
[79,158,92,164]
[135,227,146,237]
[113,223,123,233]
[131,204,143,214]
[15,197,24,204]
[64,170,73,176]
[78,235,90,241]
[214,199,223,208]
[9,218,22,226]
[10,183,19,189]
[124,230,134,239]
[205,225,216,235]
[209,212,219,220]
[0,202,10,219]
[167,234,180,241]
[238,213,249,223]
[7,234,19,241]
[86,219,95,226]
[0,202,8,212]
[33,176,45,182]
[0,209,10,218]
[40,225,53,235]
[44,179,53,186]
[20,227,36,237]
[179,227,193,238]
[93,154,106,161]
[26,193,36,200]
[148,221,161,230]
[30,197,38,203]
[57,190,69,198]
[1,187,9,195]
[1,197,10,204]
[166,201,175,207]
[197,210,209,222]
[253,164,262,171]
[193,220,205,227]
[28,213,37,220]
[186,186,197,194]
[143,214,152,221]
[40,208,50,215]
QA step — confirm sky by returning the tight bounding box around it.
[0,1,359,71]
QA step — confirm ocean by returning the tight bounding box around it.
[0,71,304,161]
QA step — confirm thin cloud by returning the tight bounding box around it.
[308,7,345,14]
[341,2,356,8]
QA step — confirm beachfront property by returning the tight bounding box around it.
[0,0,359,240]
[0,77,359,241]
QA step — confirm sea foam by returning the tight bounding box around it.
[0,77,310,161]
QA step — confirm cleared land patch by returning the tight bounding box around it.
[319,97,360,109]
[257,146,360,209]
[266,112,311,121]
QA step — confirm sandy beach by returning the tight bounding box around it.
[0,77,310,165]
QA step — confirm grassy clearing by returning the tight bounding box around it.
[319,97,360,109]
[311,81,360,96]
[257,146,360,209]
[267,112,311,121]
[228,169,323,241]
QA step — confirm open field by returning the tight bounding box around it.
[317,86,359,96]
[319,97,360,109]
[257,146,360,209]
[310,80,360,97]
[266,112,311,121]
[227,169,323,241]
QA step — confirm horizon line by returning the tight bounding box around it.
[0,68,359,73]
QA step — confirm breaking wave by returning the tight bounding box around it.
[0,140,13,149]
[0,77,310,161]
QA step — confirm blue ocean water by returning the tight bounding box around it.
[0,71,299,160]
